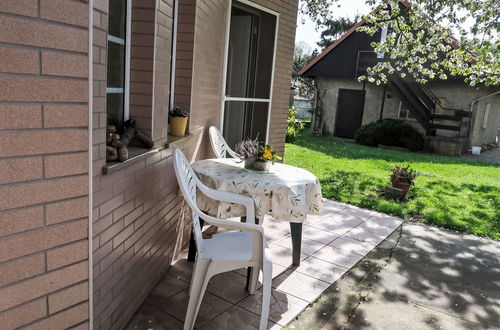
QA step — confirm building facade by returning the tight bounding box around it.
[0,0,298,328]
[300,22,500,155]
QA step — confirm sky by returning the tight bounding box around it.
[295,0,372,51]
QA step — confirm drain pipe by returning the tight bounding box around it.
[466,90,500,148]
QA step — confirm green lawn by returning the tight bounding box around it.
[284,133,500,239]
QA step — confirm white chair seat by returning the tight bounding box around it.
[201,231,253,261]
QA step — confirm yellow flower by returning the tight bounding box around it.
[263,148,273,160]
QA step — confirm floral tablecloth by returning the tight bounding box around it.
[191,158,323,222]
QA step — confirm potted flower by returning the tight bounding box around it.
[235,137,281,171]
[169,106,189,137]
[390,164,417,198]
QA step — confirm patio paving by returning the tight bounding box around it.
[284,222,500,330]
[126,199,402,329]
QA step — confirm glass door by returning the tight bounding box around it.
[222,1,277,148]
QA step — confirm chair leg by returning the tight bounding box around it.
[248,267,259,294]
[184,259,210,330]
[259,261,272,330]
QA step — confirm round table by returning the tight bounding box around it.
[192,158,323,222]
[190,158,323,265]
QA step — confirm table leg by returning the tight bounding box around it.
[187,219,204,262]
[290,222,302,266]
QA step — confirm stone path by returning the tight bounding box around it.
[126,199,402,329]
[462,147,500,164]
[285,222,500,330]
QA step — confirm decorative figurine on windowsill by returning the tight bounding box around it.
[106,118,155,162]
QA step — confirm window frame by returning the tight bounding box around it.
[397,101,416,121]
[106,0,132,124]
[220,0,279,144]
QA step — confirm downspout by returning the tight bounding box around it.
[467,90,500,146]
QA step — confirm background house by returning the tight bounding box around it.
[300,21,500,156]
[0,0,298,328]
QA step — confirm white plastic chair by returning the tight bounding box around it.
[209,126,239,158]
[172,148,272,330]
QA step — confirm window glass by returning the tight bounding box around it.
[106,0,128,127]
[107,93,125,127]
[107,42,125,89]
[223,101,269,148]
[108,0,127,39]
[225,3,276,99]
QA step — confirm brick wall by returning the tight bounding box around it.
[91,0,196,329]
[0,0,90,328]
[173,1,195,117]
[129,1,155,134]
[152,0,175,143]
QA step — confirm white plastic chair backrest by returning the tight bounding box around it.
[172,148,204,249]
[209,126,239,159]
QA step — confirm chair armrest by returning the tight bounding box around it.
[197,210,263,235]
[197,184,256,223]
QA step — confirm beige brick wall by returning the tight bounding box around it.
[0,0,90,328]
[91,1,195,329]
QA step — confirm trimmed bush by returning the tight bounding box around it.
[354,119,424,151]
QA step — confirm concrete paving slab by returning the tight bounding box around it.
[284,223,500,330]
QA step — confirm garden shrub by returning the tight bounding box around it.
[286,106,304,143]
[355,119,424,151]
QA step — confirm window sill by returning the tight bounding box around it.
[165,134,192,149]
[102,146,160,175]
[101,134,193,175]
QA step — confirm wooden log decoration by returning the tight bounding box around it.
[106,146,118,161]
[106,118,154,162]
[135,130,155,149]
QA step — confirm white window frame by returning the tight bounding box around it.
[106,0,132,121]
[397,101,416,121]
[219,0,279,144]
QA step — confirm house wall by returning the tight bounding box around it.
[315,77,500,146]
[315,78,384,136]
[470,95,500,147]
[91,0,298,329]
[0,0,297,328]
[0,1,90,328]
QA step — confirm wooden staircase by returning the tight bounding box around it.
[388,75,470,140]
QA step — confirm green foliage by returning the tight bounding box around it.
[355,119,425,152]
[292,42,318,98]
[286,106,305,143]
[285,132,500,239]
[391,164,418,184]
[301,0,500,86]
[317,15,361,50]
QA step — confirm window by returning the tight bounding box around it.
[482,103,491,129]
[221,0,278,148]
[106,0,131,128]
[398,101,416,120]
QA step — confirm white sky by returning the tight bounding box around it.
[295,0,372,51]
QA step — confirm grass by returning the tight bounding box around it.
[284,133,500,239]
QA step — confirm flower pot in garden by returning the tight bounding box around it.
[392,180,411,197]
[244,157,271,171]
[170,116,188,137]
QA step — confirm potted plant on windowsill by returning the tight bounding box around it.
[169,106,189,137]
[390,164,417,198]
[235,137,281,171]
